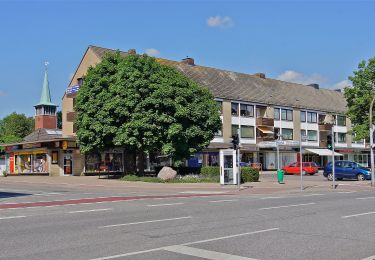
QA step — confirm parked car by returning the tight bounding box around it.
[282,162,319,175]
[323,160,371,181]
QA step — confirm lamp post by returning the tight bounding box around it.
[300,133,307,191]
[324,114,336,189]
[369,96,375,187]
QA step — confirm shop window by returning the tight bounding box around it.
[282,128,293,140]
[85,152,123,173]
[274,108,280,120]
[15,154,32,173]
[34,154,48,173]
[281,109,293,121]
[15,153,48,173]
[241,125,254,139]
[240,104,254,117]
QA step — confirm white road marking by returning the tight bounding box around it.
[0,216,26,220]
[164,245,256,260]
[147,202,184,207]
[357,197,375,200]
[90,228,279,259]
[361,254,375,260]
[302,193,324,197]
[337,191,356,194]
[259,202,316,210]
[209,199,238,203]
[342,211,375,219]
[99,216,192,228]
[260,196,284,200]
[68,208,113,214]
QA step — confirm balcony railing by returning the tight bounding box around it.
[256,117,274,126]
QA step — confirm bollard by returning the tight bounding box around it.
[277,169,285,184]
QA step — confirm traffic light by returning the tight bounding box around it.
[327,134,332,150]
[231,134,239,150]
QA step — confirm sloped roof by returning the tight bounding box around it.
[35,70,57,107]
[89,45,347,114]
[24,129,63,142]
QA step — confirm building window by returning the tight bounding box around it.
[274,127,280,139]
[307,130,317,141]
[241,125,255,139]
[337,115,346,126]
[307,112,317,123]
[300,111,306,122]
[281,109,293,121]
[231,102,239,116]
[215,123,223,137]
[282,128,293,140]
[240,104,254,117]
[337,132,346,143]
[300,130,307,139]
[232,124,239,136]
[274,108,280,120]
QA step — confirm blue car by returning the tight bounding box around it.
[323,160,371,181]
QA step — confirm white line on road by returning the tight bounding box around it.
[357,197,375,200]
[337,191,356,194]
[260,196,284,200]
[147,202,184,207]
[259,202,316,210]
[98,216,192,228]
[0,216,26,220]
[164,245,257,260]
[68,208,113,214]
[90,227,279,259]
[342,211,375,219]
[209,199,238,203]
[302,193,324,197]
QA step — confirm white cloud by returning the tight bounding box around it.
[332,79,351,89]
[0,90,6,97]
[145,48,160,57]
[276,70,326,85]
[207,16,233,28]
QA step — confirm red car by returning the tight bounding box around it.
[282,162,319,175]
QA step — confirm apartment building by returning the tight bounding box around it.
[60,45,368,175]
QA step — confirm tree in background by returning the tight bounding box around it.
[75,52,221,174]
[344,57,375,140]
[0,112,34,142]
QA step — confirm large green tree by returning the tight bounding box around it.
[75,52,221,173]
[0,112,34,143]
[344,57,375,140]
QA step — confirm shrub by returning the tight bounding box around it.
[200,166,220,178]
[241,167,259,183]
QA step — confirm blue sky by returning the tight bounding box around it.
[0,0,374,118]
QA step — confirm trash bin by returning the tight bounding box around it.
[277,169,284,184]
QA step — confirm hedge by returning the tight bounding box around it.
[200,166,220,178]
[241,167,259,183]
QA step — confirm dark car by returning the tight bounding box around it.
[323,160,371,181]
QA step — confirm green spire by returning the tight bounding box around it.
[35,66,56,107]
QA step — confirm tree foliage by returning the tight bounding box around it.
[75,52,221,166]
[344,57,375,140]
[0,112,34,143]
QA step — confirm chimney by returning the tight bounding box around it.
[181,57,195,65]
[254,73,266,79]
[307,83,319,89]
[128,49,136,55]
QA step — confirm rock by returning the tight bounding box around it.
[157,166,177,180]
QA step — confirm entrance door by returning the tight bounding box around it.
[63,155,73,175]
[219,149,237,185]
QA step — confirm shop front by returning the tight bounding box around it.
[13,150,49,174]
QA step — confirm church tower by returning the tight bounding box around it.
[34,63,58,129]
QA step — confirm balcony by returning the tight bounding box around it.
[318,123,332,131]
[256,117,274,126]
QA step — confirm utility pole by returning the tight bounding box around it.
[369,96,375,187]
[332,117,336,189]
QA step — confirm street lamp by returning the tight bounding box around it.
[300,133,307,191]
[369,96,375,187]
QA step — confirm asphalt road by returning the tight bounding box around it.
[1,179,375,260]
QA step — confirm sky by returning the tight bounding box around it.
[0,0,374,118]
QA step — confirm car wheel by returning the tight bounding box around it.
[357,174,365,181]
[327,173,333,181]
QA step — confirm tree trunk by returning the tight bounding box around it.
[137,150,146,176]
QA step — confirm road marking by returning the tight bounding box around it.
[357,197,375,200]
[260,196,284,200]
[0,216,26,220]
[164,245,256,260]
[147,202,184,207]
[99,216,192,228]
[68,208,113,214]
[361,254,375,260]
[209,199,238,203]
[302,193,324,197]
[342,211,375,219]
[337,191,356,194]
[90,228,278,259]
[259,202,316,210]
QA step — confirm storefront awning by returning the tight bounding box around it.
[305,148,343,156]
[257,126,273,134]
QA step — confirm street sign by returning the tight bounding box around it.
[258,141,277,148]
[283,140,300,147]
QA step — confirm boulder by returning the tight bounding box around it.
[157,166,177,180]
